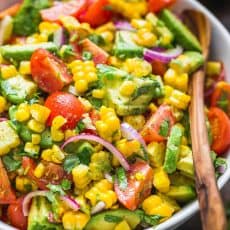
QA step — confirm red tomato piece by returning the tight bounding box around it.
[211,81,230,117]
[208,107,230,155]
[31,49,72,93]
[148,0,176,13]
[141,104,175,143]
[80,38,109,64]
[151,60,167,76]
[7,196,28,230]
[40,0,87,22]
[45,92,84,130]
[79,0,112,27]
[115,161,153,210]
[0,159,16,204]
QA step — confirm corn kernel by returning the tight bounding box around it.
[107,56,122,67]
[15,103,31,122]
[72,164,91,189]
[86,72,98,82]
[148,102,158,113]
[114,220,131,230]
[27,119,45,133]
[41,149,53,162]
[30,104,51,123]
[78,97,92,112]
[39,21,60,35]
[51,145,65,164]
[31,134,41,145]
[120,81,136,96]
[19,61,31,75]
[51,127,65,142]
[100,31,114,43]
[75,79,88,93]
[24,142,40,155]
[134,29,157,47]
[59,16,80,32]
[64,129,76,140]
[123,115,145,131]
[153,167,170,193]
[0,96,7,113]
[34,163,45,178]
[92,89,105,99]
[16,176,37,193]
[52,115,67,129]
[1,65,18,79]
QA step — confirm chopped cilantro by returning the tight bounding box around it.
[104,215,123,223]
[116,167,127,191]
[159,119,169,137]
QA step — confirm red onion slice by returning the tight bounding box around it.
[0,118,7,122]
[60,196,80,211]
[121,122,147,152]
[91,201,106,214]
[53,28,66,47]
[61,134,130,171]
[114,21,135,31]
[144,46,183,63]
[22,190,48,216]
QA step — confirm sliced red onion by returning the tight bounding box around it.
[121,122,147,152]
[61,134,130,171]
[91,201,106,214]
[217,165,226,175]
[0,118,7,122]
[22,190,48,216]
[104,173,113,183]
[114,21,135,31]
[144,46,183,63]
[53,28,66,47]
[60,196,80,211]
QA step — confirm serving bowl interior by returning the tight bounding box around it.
[0,0,229,229]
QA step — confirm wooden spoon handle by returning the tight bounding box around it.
[189,69,227,230]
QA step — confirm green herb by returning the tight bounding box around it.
[88,34,105,46]
[59,45,76,59]
[135,210,162,226]
[217,91,229,113]
[82,51,93,61]
[24,183,33,192]
[61,179,72,191]
[75,120,86,134]
[47,184,66,196]
[77,142,94,165]
[2,154,21,172]
[104,215,123,223]
[88,97,102,110]
[63,155,80,173]
[158,119,169,137]
[116,167,127,191]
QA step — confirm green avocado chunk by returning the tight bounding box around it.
[85,209,141,230]
[0,42,58,62]
[166,185,196,203]
[163,125,183,174]
[160,9,202,51]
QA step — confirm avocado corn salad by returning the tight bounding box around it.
[0,0,229,229]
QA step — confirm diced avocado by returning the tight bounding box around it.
[20,124,33,142]
[157,193,181,212]
[8,105,18,120]
[0,42,58,62]
[147,142,166,167]
[97,64,164,116]
[177,153,194,178]
[28,197,63,230]
[77,142,94,165]
[170,51,204,74]
[0,121,20,156]
[85,209,141,230]
[160,9,201,51]
[1,75,37,104]
[113,31,144,59]
[166,185,196,203]
[163,125,183,174]
[40,129,53,149]
[169,172,195,187]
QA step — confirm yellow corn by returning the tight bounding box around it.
[131,19,152,31]
[52,115,67,129]
[19,61,31,75]
[27,119,45,133]
[123,115,145,131]
[64,129,76,140]
[115,220,131,230]
[92,89,105,99]
[39,21,60,35]
[142,195,174,218]
[31,134,41,145]
[15,103,31,122]
[62,211,90,230]
[153,167,170,193]
[26,33,48,44]
[51,127,65,142]
[147,142,166,167]
[34,163,45,178]
[72,164,91,189]
[30,104,51,123]
[123,58,152,77]
[107,56,122,67]
[85,179,117,208]
[100,31,114,43]
[59,16,80,32]
[16,176,37,193]
[134,28,157,47]
[120,81,136,96]
[148,102,158,113]
[24,142,40,155]
[41,149,53,162]
[0,96,7,113]
[135,172,145,181]
[95,22,115,34]
[116,139,141,158]
[164,68,188,92]
[51,144,65,164]
[75,195,91,215]
[1,65,18,79]
[78,97,92,112]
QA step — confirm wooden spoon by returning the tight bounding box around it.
[183,10,227,230]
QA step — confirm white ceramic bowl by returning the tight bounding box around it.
[0,0,229,229]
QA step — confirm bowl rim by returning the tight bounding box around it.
[0,0,230,230]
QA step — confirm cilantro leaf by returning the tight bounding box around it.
[63,155,80,173]
[75,120,86,134]
[2,154,21,172]
[116,167,127,191]
[159,119,169,137]
[82,51,93,61]
[135,210,162,226]
[61,179,72,191]
[47,184,66,196]
[104,215,123,223]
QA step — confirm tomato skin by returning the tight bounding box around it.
[41,0,87,22]
[141,104,175,143]
[45,92,84,130]
[7,196,28,230]
[115,161,153,211]
[31,49,72,93]
[211,82,230,117]
[0,159,16,204]
[151,60,167,76]
[80,38,109,64]
[148,0,175,13]
[79,0,112,27]
[208,107,230,155]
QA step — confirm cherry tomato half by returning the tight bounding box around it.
[31,49,72,93]
[148,0,176,13]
